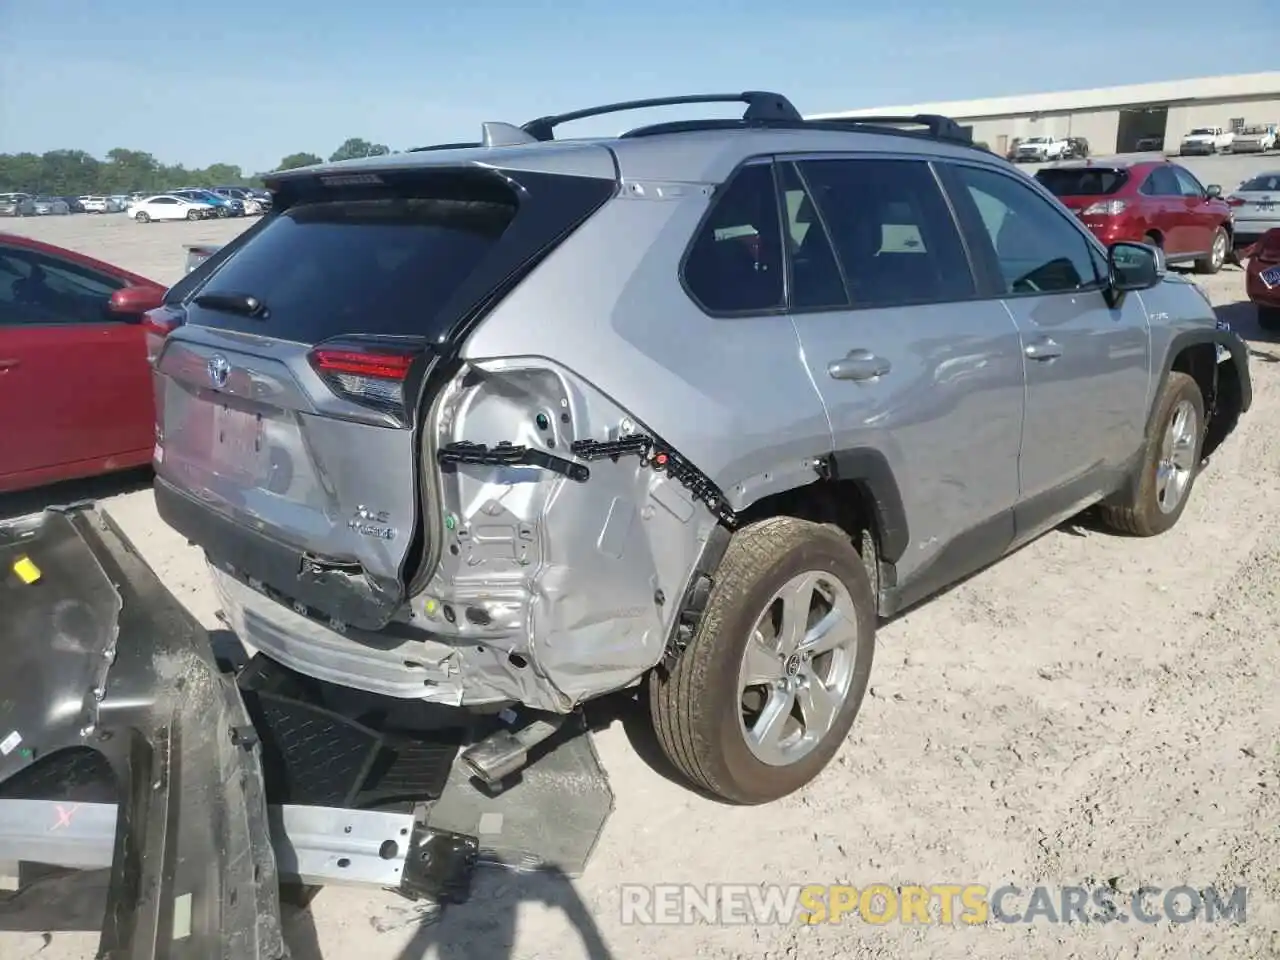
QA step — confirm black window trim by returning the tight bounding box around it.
[935,157,1111,303]
[0,243,128,329]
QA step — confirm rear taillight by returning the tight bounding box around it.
[1227,196,1246,207]
[307,345,422,416]
[1082,200,1127,216]
[142,307,181,365]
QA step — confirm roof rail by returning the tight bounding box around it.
[520,91,802,142]
[407,141,482,152]
[618,113,976,148]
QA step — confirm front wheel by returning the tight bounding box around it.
[648,517,876,804]
[1195,227,1229,274]
[187,209,200,221]
[1099,371,1205,536]
[134,211,150,223]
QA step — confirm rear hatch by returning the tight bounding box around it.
[153,153,618,631]
[1229,174,1280,229]
[1033,165,1131,220]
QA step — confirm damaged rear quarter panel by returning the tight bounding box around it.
[422,358,715,710]
[424,185,833,709]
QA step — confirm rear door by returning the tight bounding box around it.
[777,154,1026,588]
[1138,166,1192,254]
[153,160,617,631]
[1171,165,1219,253]
[940,161,1150,534]
[0,241,150,487]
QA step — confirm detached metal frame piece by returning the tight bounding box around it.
[0,507,286,960]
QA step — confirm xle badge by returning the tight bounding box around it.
[348,505,396,541]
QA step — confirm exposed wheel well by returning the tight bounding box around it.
[1169,342,1241,458]
[736,478,886,603]
[1144,229,1164,247]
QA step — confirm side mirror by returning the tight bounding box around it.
[1205,184,1222,199]
[109,284,166,317]
[1108,241,1162,296]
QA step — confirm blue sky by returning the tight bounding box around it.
[3,0,1279,174]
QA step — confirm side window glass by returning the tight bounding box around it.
[778,162,847,310]
[1146,167,1181,196]
[683,163,784,314]
[950,165,1100,295]
[1173,167,1204,197]
[0,248,119,325]
[796,158,974,308]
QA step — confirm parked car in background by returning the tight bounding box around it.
[184,244,221,274]
[31,197,71,215]
[1228,172,1280,248]
[1014,135,1070,162]
[173,188,243,218]
[109,194,131,209]
[1136,135,1166,153]
[0,194,35,217]
[126,194,215,222]
[1179,127,1234,155]
[59,197,86,214]
[211,187,264,215]
[1243,229,1280,330]
[1230,124,1278,154]
[0,232,171,493]
[1035,159,1234,272]
[1063,137,1090,159]
[80,195,126,214]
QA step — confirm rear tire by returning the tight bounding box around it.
[648,517,876,804]
[1258,305,1280,332]
[187,209,200,221]
[1195,227,1229,274]
[135,211,149,223]
[1099,371,1205,537]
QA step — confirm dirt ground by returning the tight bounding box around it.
[1,204,1278,960]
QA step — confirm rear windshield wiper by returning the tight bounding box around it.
[194,291,268,319]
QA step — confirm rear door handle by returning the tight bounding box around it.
[828,349,891,381]
[1024,339,1062,361]
[0,358,20,371]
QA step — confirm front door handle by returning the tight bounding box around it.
[0,358,20,371]
[1024,339,1062,361]
[828,349,891,381]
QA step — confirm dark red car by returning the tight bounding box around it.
[1243,228,1280,331]
[0,232,169,493]
[1034,159,1234,274]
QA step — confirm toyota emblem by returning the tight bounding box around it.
[207,354,231,389]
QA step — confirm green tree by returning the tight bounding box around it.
[328,138,390,163]
[276,152,324,171]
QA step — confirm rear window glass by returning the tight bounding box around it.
[1239,174,1280,192]
[188,195,516,341]
[1035,168,1129,197]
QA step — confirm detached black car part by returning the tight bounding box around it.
[0,506,614,957]
[0,507,285,960]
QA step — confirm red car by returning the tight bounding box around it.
[1034,159,1234,274]
[0,232,169,494]
[1243,228,1280,331]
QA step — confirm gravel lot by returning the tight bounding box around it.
[2,182,1279,960]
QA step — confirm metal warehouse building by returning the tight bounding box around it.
[810,72,1280,157]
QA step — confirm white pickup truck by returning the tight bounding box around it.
[1013,135,1070,162]
[1179,126,1235,155]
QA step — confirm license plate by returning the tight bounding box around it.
[1261,265,1280,288]
[211,403,264,478]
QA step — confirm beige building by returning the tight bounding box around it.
[810,72,1280,157]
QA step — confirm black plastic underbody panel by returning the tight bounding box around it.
[0,507,286,960]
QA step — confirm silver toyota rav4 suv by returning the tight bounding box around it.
[149,92,1251,805]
